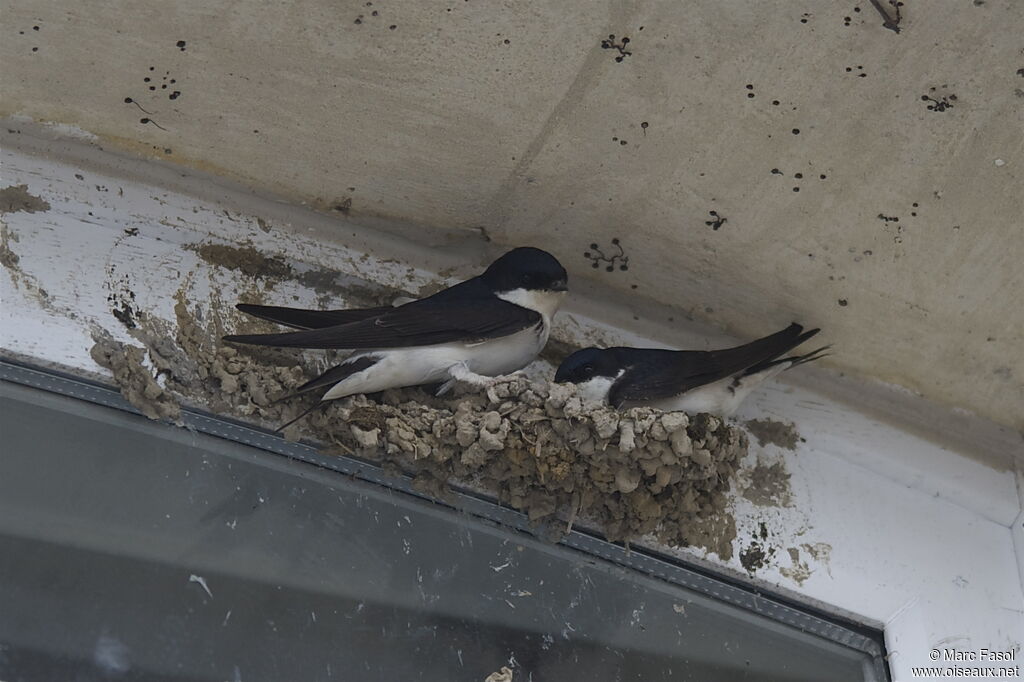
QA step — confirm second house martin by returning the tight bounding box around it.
[554,323,827,417]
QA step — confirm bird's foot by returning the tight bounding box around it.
[436,362,523,398]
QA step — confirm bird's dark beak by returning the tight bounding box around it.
[550,279,568,292]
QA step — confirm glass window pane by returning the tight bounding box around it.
[0,377,883,682]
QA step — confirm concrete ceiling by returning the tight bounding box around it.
[2,0,1022,429]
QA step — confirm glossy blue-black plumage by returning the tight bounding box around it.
[223,247,567,349]
[556,324,823,407]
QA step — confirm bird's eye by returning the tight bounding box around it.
[522,274,534,287]
[582,364,594,375]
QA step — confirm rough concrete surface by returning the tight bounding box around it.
[1,0,1022,432]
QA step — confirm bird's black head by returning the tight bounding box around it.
[554,347,620,384]
[482,247,568,294]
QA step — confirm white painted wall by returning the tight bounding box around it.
[2,136,1022,681]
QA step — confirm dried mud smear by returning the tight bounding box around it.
[779,546,811,585]
[90,288,747,558]
[1,222,21,269]
[90,329,181,422]
[744,418,800,450]
[739,540,774,574]
[779,542,832,585]
[1,223,55,307]
[741,458,793,508]
[189,241,412,308]
[189,243,294,280]
[0,184,51,215]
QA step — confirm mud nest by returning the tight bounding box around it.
[311,379,746,547]
[89,296,747,550]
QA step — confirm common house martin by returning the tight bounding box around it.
[224,247,568,425]
[554,323,827,417]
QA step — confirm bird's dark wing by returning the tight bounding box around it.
[270,357,382,433]
[291,356,380,396]
[236,303,393,330]
[608,324,819,407]
[224,293,541,349]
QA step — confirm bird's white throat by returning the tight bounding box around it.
[496,288,566,321]
[576,373,621,404]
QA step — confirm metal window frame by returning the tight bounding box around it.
[0,357,890,681]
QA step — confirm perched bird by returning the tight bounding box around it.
[224,247,568,425]
[554,323,827,417]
